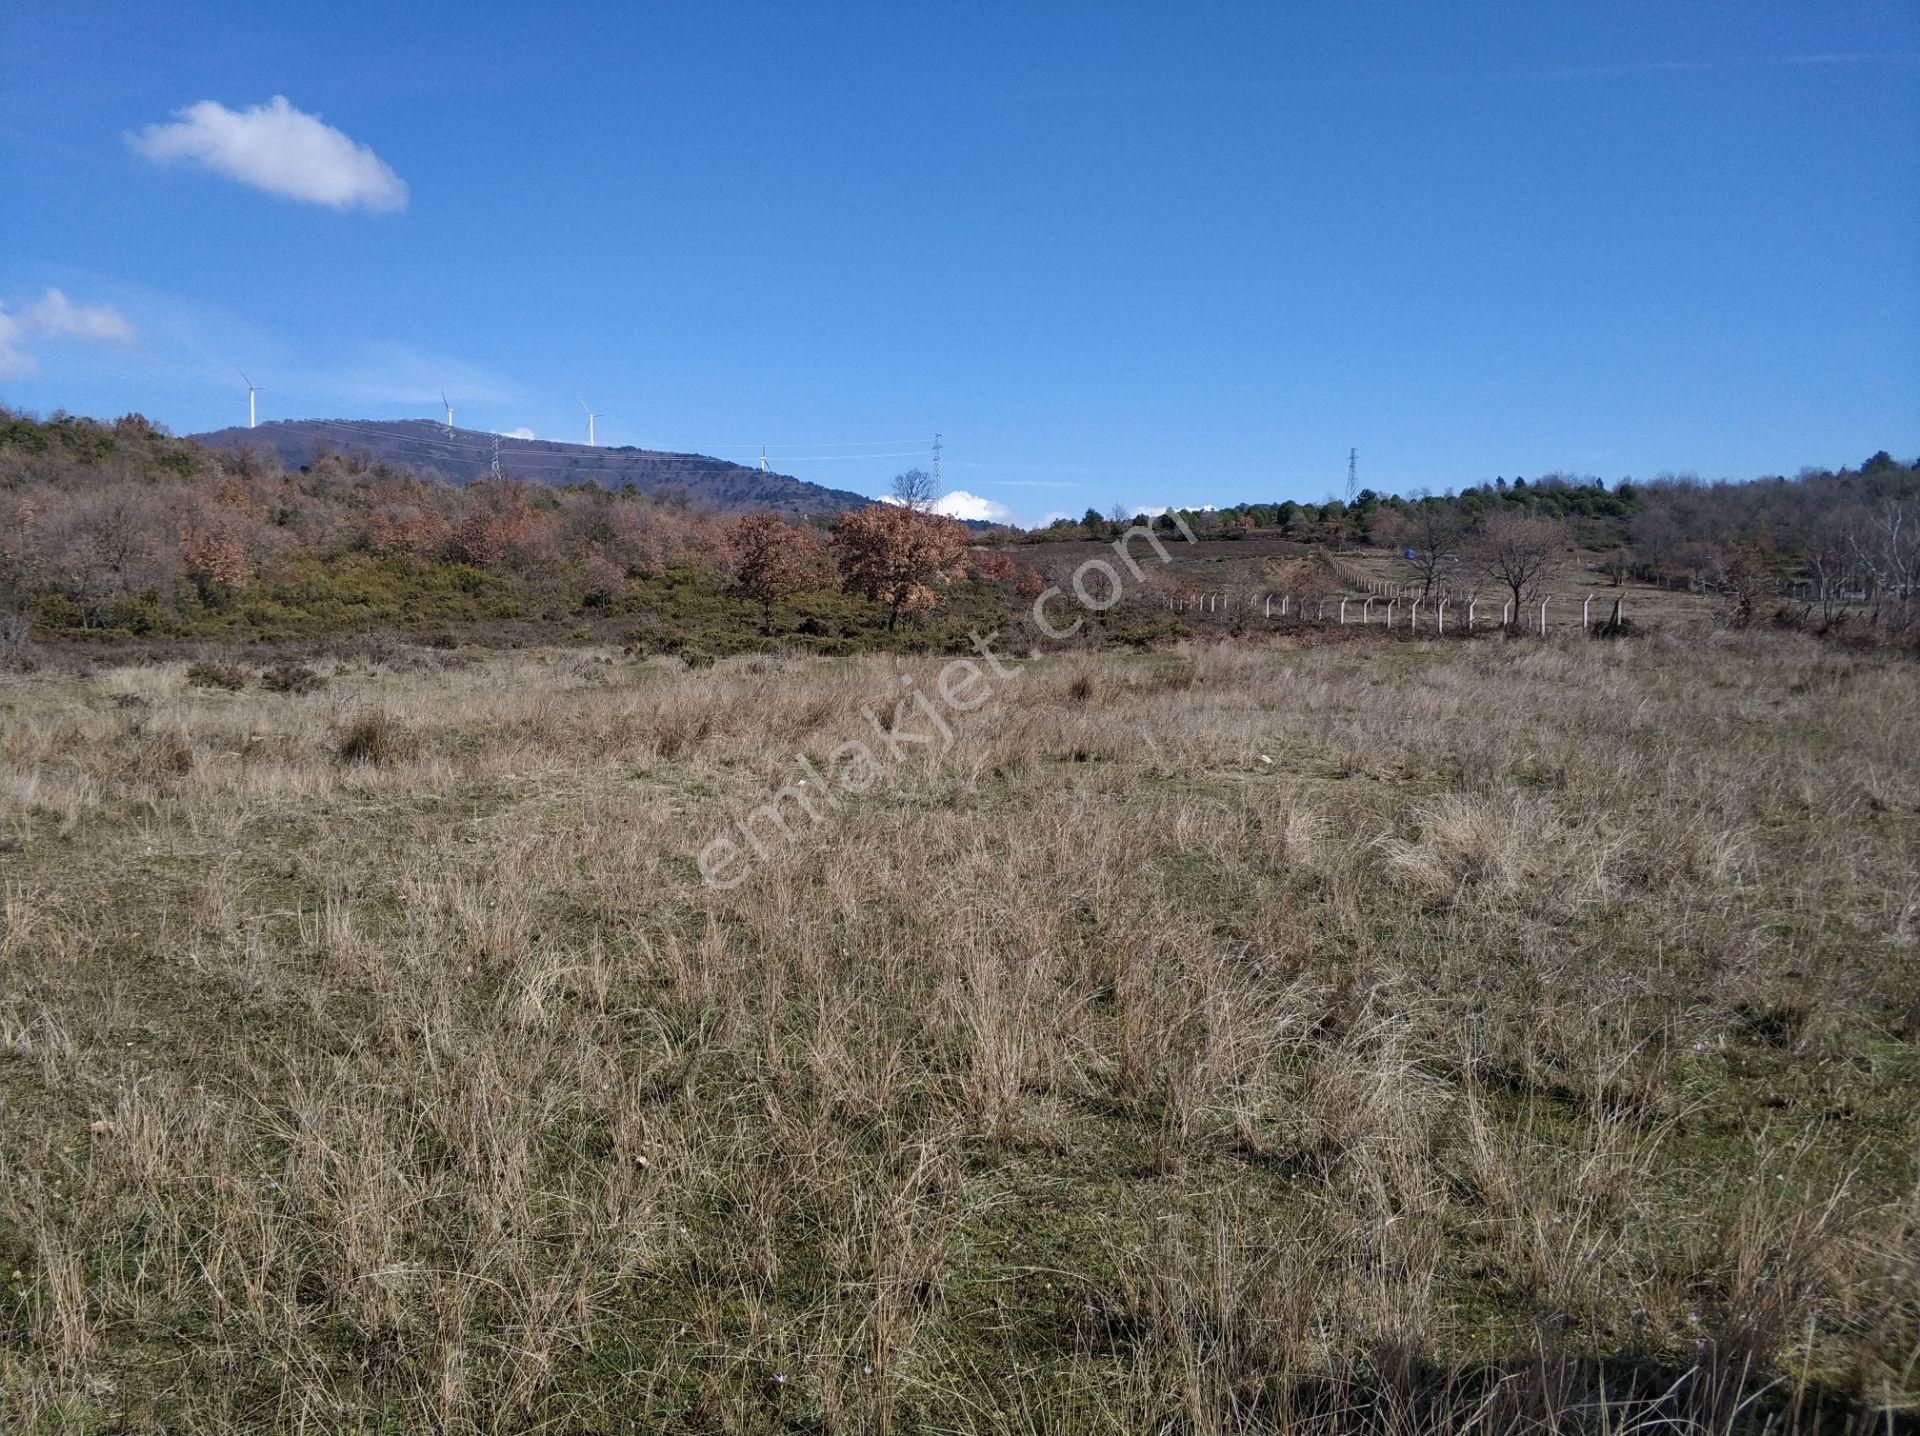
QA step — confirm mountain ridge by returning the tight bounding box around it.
[190,418,877,517]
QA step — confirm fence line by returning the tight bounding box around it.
[1161,588,1628,635]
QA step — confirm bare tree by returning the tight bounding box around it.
[889,468,938,513]
[1802,510,1858,625]
[1850,497,1919,629]
[1400,503,1468,602]
[1473,512,1566,624]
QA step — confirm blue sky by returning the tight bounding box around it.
[2,2,1915,524]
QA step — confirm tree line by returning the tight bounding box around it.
[1019,453,1918,631]
[0,412,1035,645]
[3,408,1913,645]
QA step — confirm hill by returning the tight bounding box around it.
[191,418,875,517]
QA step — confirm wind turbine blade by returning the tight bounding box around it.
[239,371,252,388]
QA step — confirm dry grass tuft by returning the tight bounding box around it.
[331,707,418,766]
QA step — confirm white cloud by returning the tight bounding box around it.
[882,488,1016,524]
[128,96,408,213]
[929,489,1015,524]
[497,426,536,440]
[0,288,136,378]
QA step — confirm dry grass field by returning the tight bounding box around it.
[1,629,1915,1432]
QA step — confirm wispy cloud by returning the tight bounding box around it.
[1520,52,1919,82]
[320,345,523,410]
[497,426,536,440]
[0,288,136,378]
[973,477,1087,489]
[128,96,408,213]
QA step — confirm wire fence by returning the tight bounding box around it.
[1161,586,1632,636]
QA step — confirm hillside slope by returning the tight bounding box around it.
[192,418,875,516]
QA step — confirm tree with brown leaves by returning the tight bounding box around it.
[830,503,968,630]
[180,523,251,590]
[728,512,822,633]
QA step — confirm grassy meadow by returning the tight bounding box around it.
[1,630,1915,1432]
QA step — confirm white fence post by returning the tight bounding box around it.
[1362,596,1375,623]
[1264,593,1272,619]
[1436,599,1445,634]
[1501,599,1511,628]
[1538,596,1551,635]
[1339,597,1348,624]
[1466,596,1476,630]
[1385,598,1397,628]
[1582,593,1592,629]
[1410,597,1421,631]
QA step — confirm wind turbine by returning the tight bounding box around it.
[759,445,769,472]
[441,392,455,434]
[240,372,258,429]
[579,397,600,447]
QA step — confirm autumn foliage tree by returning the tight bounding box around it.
[728,512,824,632]
[830,503,969,630]
[445,489,542,568]
[179,522,251,591]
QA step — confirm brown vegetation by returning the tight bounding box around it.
[728,513,828,633]
[830,503,971,630]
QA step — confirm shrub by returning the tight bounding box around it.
[1,611,32,671]
[260,661,326,695]
[119,723,194,778]
[186,660,247,691]
[332,709,417,766]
